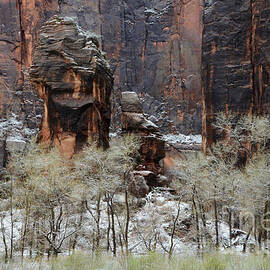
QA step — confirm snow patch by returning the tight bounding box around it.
[162,134,202,145]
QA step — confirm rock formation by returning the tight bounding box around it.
[1,0,270,165]
[121,91,168,197]
[0,0,203,139]
[202,0,270,151]
[30,16,113,159]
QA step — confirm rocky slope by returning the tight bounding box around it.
[0,0,203,136]
[202,0,270,151]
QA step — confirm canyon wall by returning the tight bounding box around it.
[202,0,270,151]
[3,0,269,159]
[0,0,203,138]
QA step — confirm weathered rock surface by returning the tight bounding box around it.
[121,91,143,113]
[0,0,203,139]
[121,91,169,196]
[30,16,113,159]
[202,0,270,151]
[129,173,150,198]
[109,0,203,134]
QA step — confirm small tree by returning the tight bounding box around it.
[173,113,270,252]
[8,141,80,257]
[71,134,140,255]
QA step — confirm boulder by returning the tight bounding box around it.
[156,175,170,187]
[121,92,143,113]
[128,174,149,198]
[6,137,26,153]
[121,112,158,133]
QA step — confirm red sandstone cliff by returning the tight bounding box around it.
[0,0,203,135]
[202,0,270,152]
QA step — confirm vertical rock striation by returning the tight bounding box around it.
[0,0,203,138]
[107,0,203,134]
[202,0,270,151]
[30,16,113,159]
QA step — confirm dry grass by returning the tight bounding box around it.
[1,252,270,270]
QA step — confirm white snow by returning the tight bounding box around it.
[0,114,38,145]
[0,189,258,257]
[162,134,202,145]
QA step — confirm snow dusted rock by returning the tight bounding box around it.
[129,191,195,254]
[204,220,256,252]
[6,137,26,153]
[156,175,170,187]
[129,174,149,198]
[0,114,38,167]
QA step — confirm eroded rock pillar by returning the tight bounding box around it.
[30,16,113,158]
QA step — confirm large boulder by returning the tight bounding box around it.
[6,137,26,153]
[121,92,143,113]
[121,112,158,133]
[30,16,113,159]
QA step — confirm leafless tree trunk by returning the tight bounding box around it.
[106,193,117,256]
[84,195,101,252]
[106,200,111,252]
[1,217,8,263]
[29,221,36,258]
[243,226,253,253]
[20,204,31,260]
[228,208,232,246]
[124,175,130,255]
[192,192,200,251]
[168,199,181,259]
[72,202,84,251]
[10,176,14,260]
[214,199,219,248]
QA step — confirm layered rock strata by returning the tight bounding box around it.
[202,0,270,151]
[0,0,203,138]
[30,16,113,159]
[121,91,168,197]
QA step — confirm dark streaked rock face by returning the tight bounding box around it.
[0,0,203,137]
[202,0,270,151]
[30,16,113,159]
[107,0,203,134]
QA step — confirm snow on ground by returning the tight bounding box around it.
[0,190,257,257]
[162,134,202,145]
